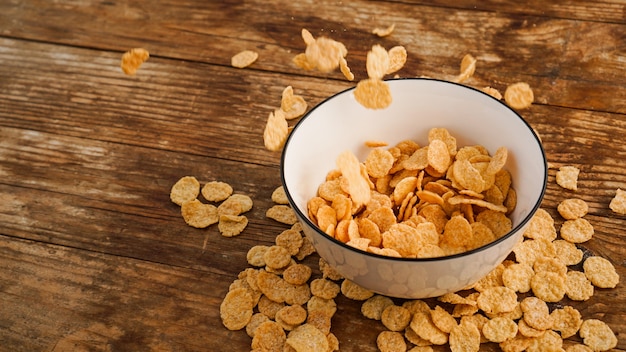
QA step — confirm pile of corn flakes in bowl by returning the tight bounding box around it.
[280,78,547,299]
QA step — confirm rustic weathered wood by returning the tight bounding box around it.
[0,0,625,351]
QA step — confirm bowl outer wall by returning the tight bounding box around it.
[281,78,547,298]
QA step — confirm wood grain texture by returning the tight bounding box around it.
[0,0,625,351]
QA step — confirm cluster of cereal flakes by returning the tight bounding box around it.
[308,128,516,259]
[363,180,619,352]
[170,176,252,237]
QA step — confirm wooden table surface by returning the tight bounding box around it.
[1,1,625,351]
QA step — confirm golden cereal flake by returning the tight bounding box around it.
[476,286,518,315]
[579,319,618,351]
[263,109,289,152]
[247,245,269,267]
[336,150,372,207]
[504,82,534,110]
[381,305,412,332]
[271,186,289,205]
[502,263,534,293]
[245,312,270,338]
[286,324,329,352]
[170,176,200,206]
[263,245,292,270]
[377,331,407,352]
[366,44,390,80]
[482,317,518,343]
[523,208,557,241]
[282,264,311,286]
[410,311,448,345]
[449,320,481,352]
[276,305,307,330]
[310,278,340,300]
[201,181,233,202]
[218,194,253,216]
[266,205,299,225]
[361,295,394,320]
[557,198,589,220]
[560,218,594,243]
[609,188,626,214]
[220,288,254,330]
[231,50,258,68]
[365,148,395,178]
[275,229,303,256]
[341,279,374,301]
[181,199,219,228]
[520,296,553,331]
[339,56,355,81]
[303,33,347,73]
[120,48,149,75]
[251,321,287,351]
[530,271,566,302]
[372,23,396,37]
[553,239,584,266]
[556,166,580,191]
[387,46,407,74]
[354,78,393,110]
[527,330,563,352]
[280,86,308,120]
[583,256,620,288]
[218,214,248,237]
[481,86,502,100]
[454,54,477,83]
[257,295,285,320]
[431,306,458,334]
[550,306,582,339]
[565,271,594,301]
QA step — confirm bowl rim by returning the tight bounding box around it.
[280,77,548,262]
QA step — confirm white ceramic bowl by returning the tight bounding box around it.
[281,78,547,299]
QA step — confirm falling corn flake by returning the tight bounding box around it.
[386,46,407,75]
[454,54,477,83]
[504,82,534,109]
[231,50,259,68]
[609,188,626,215]
[354,78,392,110]
[263,109,289,152]
[120,48,149,75]
[280,86,308,120]
[372,23,396,37]
[366,44,390,80]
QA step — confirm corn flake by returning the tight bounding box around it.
[504,82,534,110]
[231,50,258,68]
[170,176,200,206]
[201,181,233,202]
[267,205,299,225]
[218,214,248,237]
[449,320,480,352]
[181,199,219,228]
[579,319,618,351]
[377,331,407,352]
[220,287,254,330]
[556,166,580,191]
[557,198,589,220]
[583,256,620,288]
[609,188,626,214]
[482,317,518,343]
[560,218,594,243]
[263,109,289,152]
[372,23,396,37]
[354,78,393,110]
[120,48,149,75]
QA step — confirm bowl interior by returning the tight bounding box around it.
[282,78,546,240]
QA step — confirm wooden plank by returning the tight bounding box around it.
[0,1,624,112]
[385,0,626,23]
[0,38,625,174]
